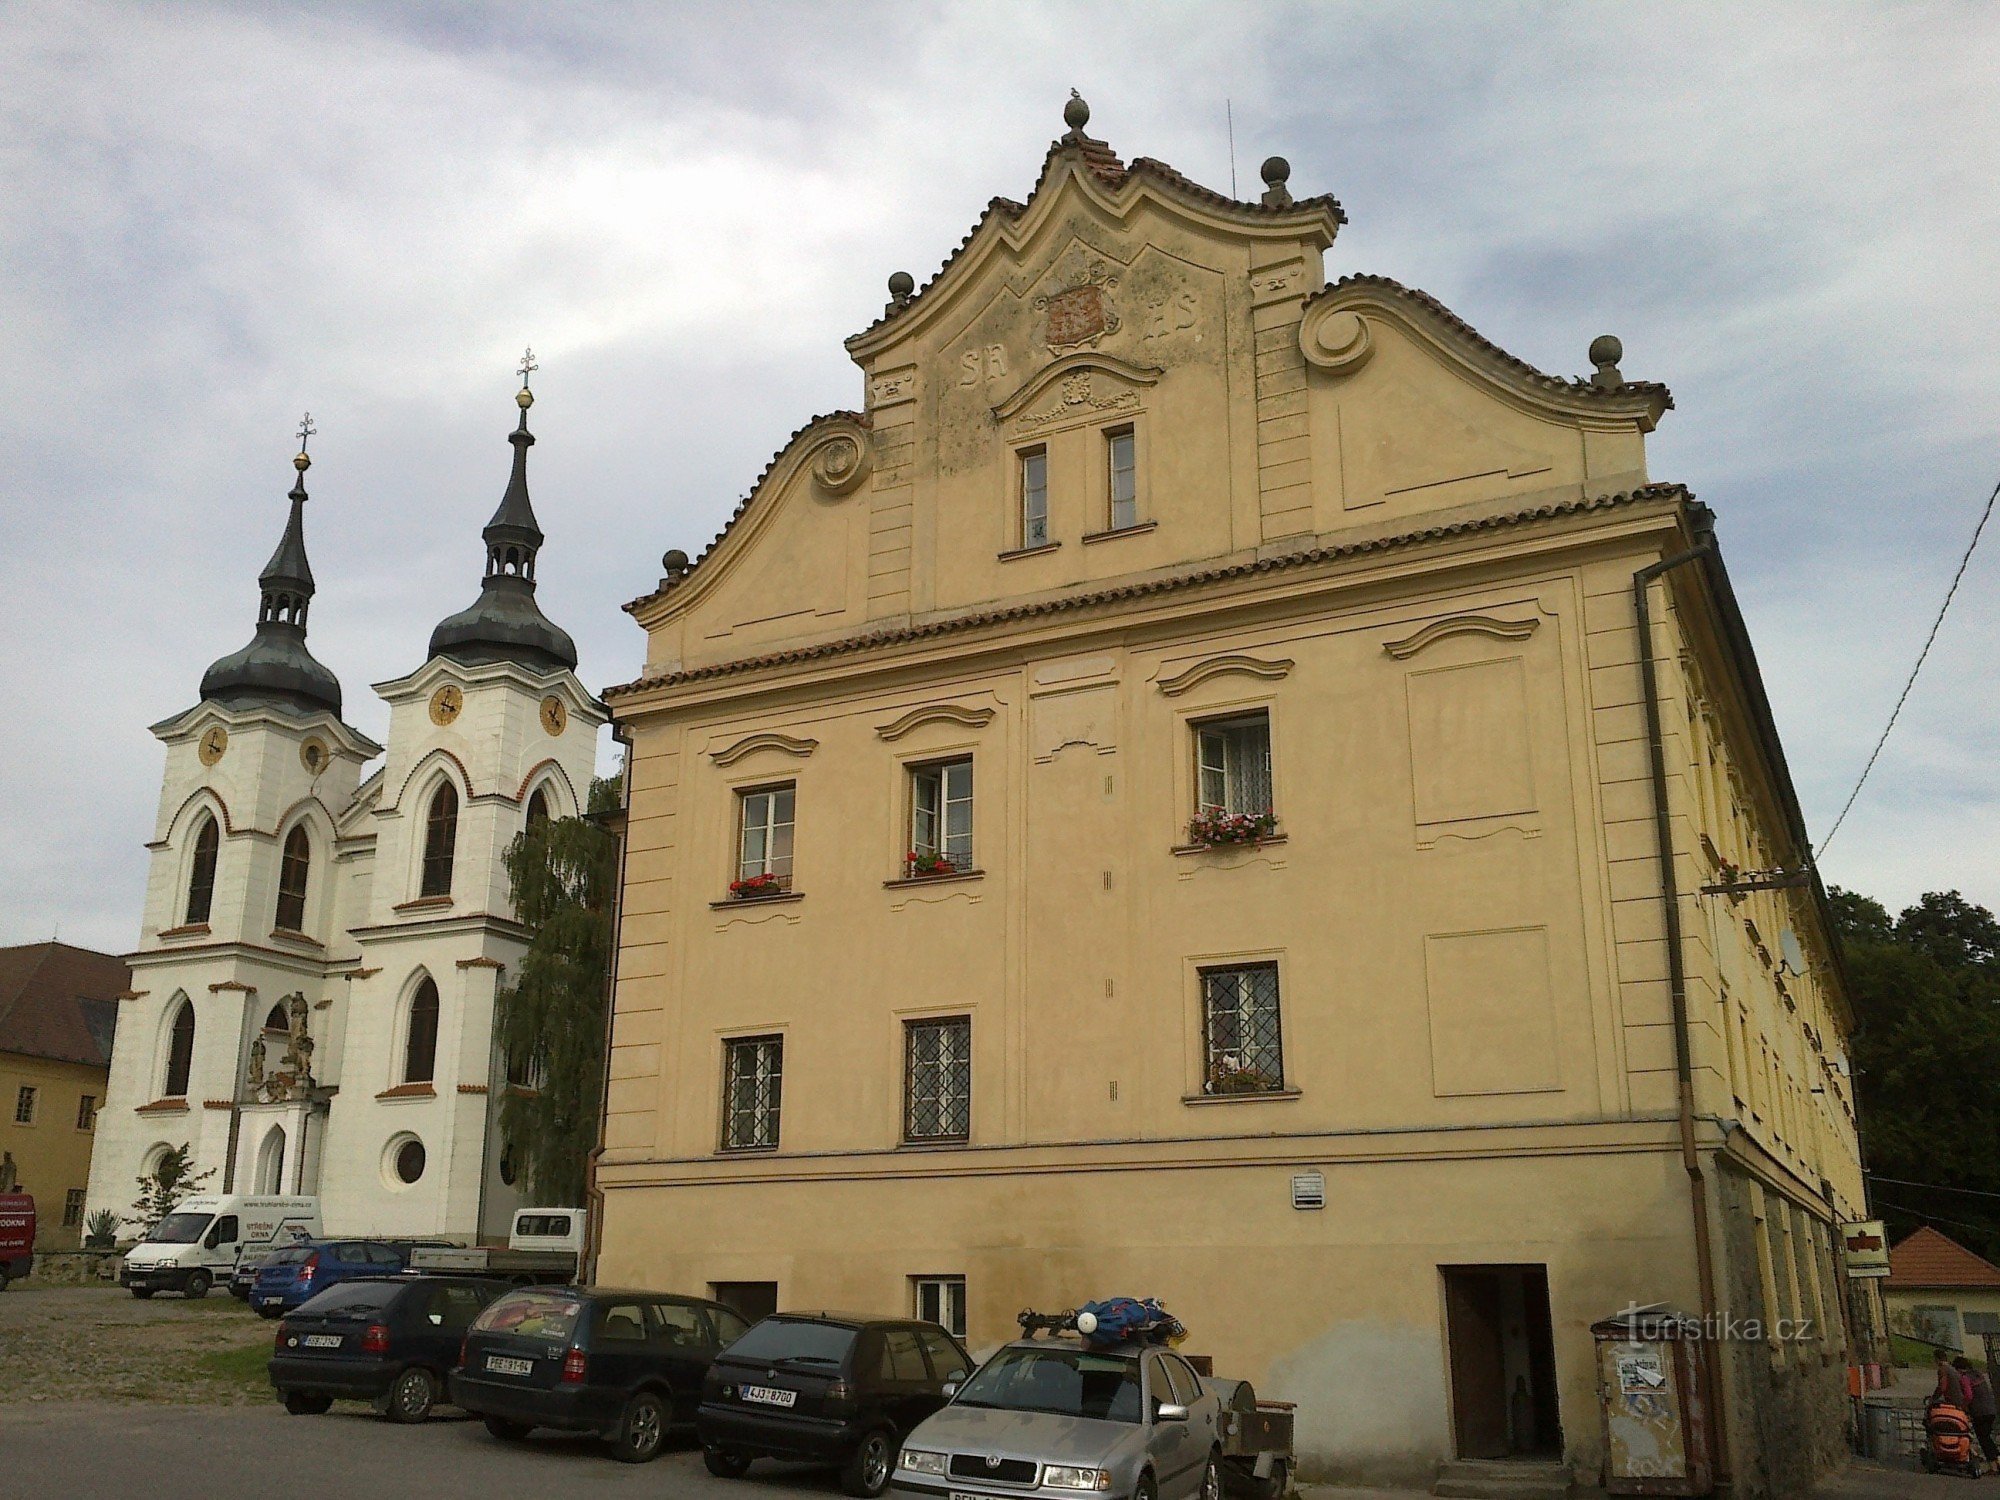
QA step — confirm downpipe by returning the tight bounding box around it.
[581,723,635,1287]
[1634,539,1731,1486]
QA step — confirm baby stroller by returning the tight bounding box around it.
[1922,1399,1982,1478]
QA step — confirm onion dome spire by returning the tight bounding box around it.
[199,416,344,716]
[427,351,579,673]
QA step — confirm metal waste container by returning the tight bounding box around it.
[1591,1307,1714,1496]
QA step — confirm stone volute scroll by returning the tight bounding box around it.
[708,731,820,767]
[1298,300,1375,376]
[804,415,874,498]
[875,704,996,741]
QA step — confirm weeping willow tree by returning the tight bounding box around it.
[493,775,621,1205]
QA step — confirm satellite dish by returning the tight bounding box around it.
[1779,929,1806,976]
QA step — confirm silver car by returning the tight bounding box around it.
[891,1337,1222,1500]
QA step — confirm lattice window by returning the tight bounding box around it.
[723,1035,783,1150]
[275,825,311,931]
[1201,964,1284,1095]
[421,782,458,898]
[185,817,218,925]
[63,1189,85,1227]
[904,1017,971,1142]
[14,1086,35,1124]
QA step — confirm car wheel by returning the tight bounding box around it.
[283,1390,334,1415]
[1199,1452,1222,1500]
[1135,1471,1158,1500]
[387,1366,436,1424]
[255,1305,281,1320]
[841,1428,896,1497]
[704,1448,752,1479]
[185,1270,212,1300]
[611,1390,668,1464]
[0,1269,10,1292]
[484,1415,533,1442]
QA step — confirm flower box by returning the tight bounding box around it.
[1188,808,1278,846]
[905,851,959,878]
[727,872,788,899]
[1206,1062,1282,1096]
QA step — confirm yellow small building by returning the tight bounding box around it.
[596,100,1865,1498]
[1882,1226,2000,1362]
[0,942,126,1249]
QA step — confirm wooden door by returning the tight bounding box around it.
[1445,1269,1509,1459]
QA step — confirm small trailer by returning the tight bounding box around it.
[405,1206,585,1285]
[1204,1375,1296,1500]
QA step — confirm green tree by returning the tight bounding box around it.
[128,1143,215,1234]
[492,775,621,1205]
[1831,887,2000,1258]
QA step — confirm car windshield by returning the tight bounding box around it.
[722,1318,858,1367]
[146,1212,212,1245]
[297,1282,400,1319]
[472,1289,584,1342]
[953,1346,1144,1423]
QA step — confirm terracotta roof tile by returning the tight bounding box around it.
[604,484,1689,702]
[0,941,127,1068]
[1886,1226,2000,1290]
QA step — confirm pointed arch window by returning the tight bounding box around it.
[403,978,439,1085]
[275,826,311,931]
[185,817,219,925]
[420,782,458,898]
[164,1002,196,1098]
[525,787,550,832]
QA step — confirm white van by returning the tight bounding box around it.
[120,1194,320,1300]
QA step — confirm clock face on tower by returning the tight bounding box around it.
[540,695,568,736]
[428,684,463,726]
[197,726,228,766]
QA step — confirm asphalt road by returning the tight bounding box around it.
[0,1399,858,1500]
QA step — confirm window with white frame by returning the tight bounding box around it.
[1106,427,1137,531]
[14,1086,36,1124]
[909,759,973,874]
[1200,963,1285,1095]
[63,1189,85,1227]
[1195,712,1274,820]
[904,1017,971,1142]
[913,1275,967,1337]
[1019,447,1049,548]
[734,784,796,895]
[722,1035,783,1151]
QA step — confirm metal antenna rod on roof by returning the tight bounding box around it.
[1226,98,1237,198]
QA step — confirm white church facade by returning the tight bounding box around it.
[87,375,605,1243]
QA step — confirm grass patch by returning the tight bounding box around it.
[195,1341,273,1396]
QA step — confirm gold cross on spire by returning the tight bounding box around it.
[517,347,537,391]
[296,412,316,453]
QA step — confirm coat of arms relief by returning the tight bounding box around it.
[1035,259,1121,352]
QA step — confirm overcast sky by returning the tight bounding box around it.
[3,1,1995,952]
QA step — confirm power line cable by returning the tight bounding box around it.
[1874,1198,1999,1238]
[1870,1173,2000,1203]
[1819,470,1999,855]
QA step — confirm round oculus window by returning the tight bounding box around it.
[394,1138,426,1184]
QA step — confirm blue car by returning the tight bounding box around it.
[251,1240,414,1317]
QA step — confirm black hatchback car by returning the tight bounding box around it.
[698,1313,973,1496]
[451,1286,752,1463]
[269,1275,506,1421]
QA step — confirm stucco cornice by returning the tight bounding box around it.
[605,485,1690,708]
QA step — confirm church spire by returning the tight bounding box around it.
[427,353,578,674]
[198,417,344,717]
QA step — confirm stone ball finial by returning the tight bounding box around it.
[1261,156,1290,188]
[1588,334,1625,388]
[661,548,690,580]
[888,270,915,300]
[1064,89,1090,134]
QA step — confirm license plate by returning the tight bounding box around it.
[741,1384,796,1408]
[486,1355,534,1377]
[952,1491,991,1500]
[302,1335,341,1349]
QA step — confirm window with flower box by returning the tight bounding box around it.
[722,1035,783,1151]
[1200,963,1285,1095]
[732,784,795,898]
[1191,712,1275,844]
[908,758,973,876]
[904,1016,971,1143]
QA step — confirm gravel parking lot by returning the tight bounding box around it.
[0,1283,272,1404]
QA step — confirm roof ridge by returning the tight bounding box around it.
[606,483,1690,700]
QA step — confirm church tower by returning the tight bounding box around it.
[320,356,605,1241]
[89,423,381,1233]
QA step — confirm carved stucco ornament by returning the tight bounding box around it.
[1298,304,1375,375]
[806,420,873,497]
[709,731,820,766]
[875,704,996,741]
[1382,614,1540,660]
[1155,653,1296,697]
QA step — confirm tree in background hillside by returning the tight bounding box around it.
[493,775,621,1206]
[1831,887,2000,1259]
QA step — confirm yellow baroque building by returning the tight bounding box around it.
[597,101,1864,1498]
